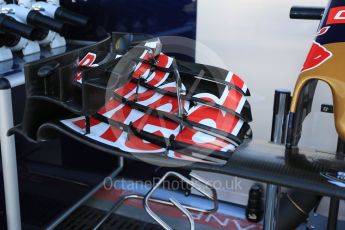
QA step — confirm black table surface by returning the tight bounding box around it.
[193,140,345,198]
[34,122,345,199]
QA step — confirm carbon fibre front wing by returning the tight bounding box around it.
[14,33,253,165]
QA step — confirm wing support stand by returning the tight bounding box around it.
[264,89,291,230]
[94,171,218,230]
[0,78,22,230]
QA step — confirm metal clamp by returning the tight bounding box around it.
[93,194,194,230]
[94,171,218,230]
[144,171,218,230]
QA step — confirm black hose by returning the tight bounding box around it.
[54,7,90,27]
[27,11,68,35]
[0,32,20,47]
[290,6,324,20]
[0,14,46,41]
[277,190,321,230]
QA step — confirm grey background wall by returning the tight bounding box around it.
[196,0,338,153]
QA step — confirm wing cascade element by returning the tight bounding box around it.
[16,34,253,165]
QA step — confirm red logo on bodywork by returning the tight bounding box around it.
[75,52,97,82]
[327,6,345,25]
[317,26,330,36]
[301,42,332,72]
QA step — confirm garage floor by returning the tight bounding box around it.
[57,178,263,230]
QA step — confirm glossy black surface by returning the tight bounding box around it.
[34,122,345,199]
[60,0,197,39]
